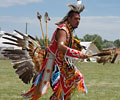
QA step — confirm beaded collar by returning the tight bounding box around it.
[64,21,74,48]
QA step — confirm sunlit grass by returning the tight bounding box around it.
[0,60,120,100]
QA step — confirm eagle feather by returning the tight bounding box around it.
[2,30,45,84]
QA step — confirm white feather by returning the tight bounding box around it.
[77,0,82,5]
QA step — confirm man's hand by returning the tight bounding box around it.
[80,54,88,59]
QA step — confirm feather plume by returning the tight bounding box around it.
[55,3,85,25]
[68,3,85,13]
[2,30,45,84]
[44,12,50,23]
[89,52,111,57]
[37,12,42,20]
[96,56,112,65]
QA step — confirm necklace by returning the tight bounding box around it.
[64,21,74,48]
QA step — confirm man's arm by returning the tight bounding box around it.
[56,29,68,53]
[56,29,88,59]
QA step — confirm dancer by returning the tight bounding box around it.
[2,1,88,100]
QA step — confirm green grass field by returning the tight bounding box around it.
[0,60,120,100]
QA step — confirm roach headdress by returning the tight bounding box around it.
[55,1,85,25]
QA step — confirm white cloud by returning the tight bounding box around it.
[0,16,37,24]
[0,0,43,7]
[76,16,120,41]
[0,16,120,41]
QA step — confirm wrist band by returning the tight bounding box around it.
[65,48,82,59]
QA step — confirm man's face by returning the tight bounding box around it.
[68,13,80,29]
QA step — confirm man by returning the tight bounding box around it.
[49,4,88,100]
[22,3,87,100]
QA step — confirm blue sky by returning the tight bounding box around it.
[0,0,120,41]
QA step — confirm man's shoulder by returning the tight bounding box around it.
[57,24,69,33]
[58,23,66,29]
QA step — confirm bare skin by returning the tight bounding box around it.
[56,12,87,59]
[56,12,80,53]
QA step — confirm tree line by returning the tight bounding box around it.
[35,34,120,51]
[74,34,120,51]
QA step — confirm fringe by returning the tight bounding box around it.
[21,86,35,99]
[77,79,88,94]
[21,71,44,100]
[50,79,87,100]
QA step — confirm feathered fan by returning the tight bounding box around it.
[2,30,46,84]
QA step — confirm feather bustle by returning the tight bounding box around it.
[2,30,45,84]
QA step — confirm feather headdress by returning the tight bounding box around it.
[55,2,85,25]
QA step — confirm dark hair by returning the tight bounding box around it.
[67,10,80,18]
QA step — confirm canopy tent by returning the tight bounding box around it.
[0,31,22,48]
[81,42,100,62]
[0,31,21,59]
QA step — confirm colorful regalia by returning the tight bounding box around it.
[2,1,88,100]
[21,21,87,100]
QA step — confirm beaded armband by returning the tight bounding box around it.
[65,48,84,59]
[58,41,65,45]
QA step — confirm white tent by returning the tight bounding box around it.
[80,42,100,62]
[112,48,120,64]
[0,31,22,48]
[0,31,21,59]
[115,54,120,64]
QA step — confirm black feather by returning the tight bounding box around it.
[2,31,42,84]
[2,37,18,43]
[4,33,22,40]
[2,42,18,46]
[28,35,36,40]
[14,30,26,37]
